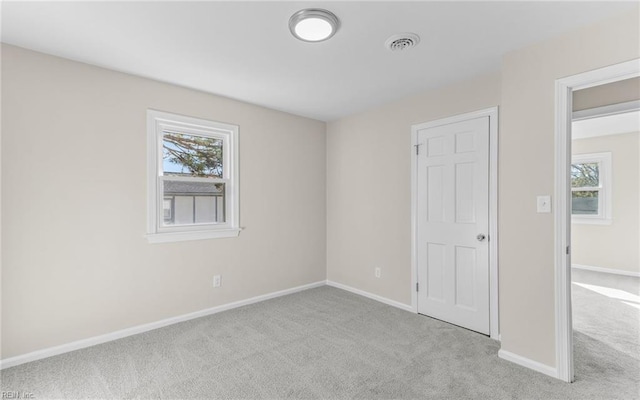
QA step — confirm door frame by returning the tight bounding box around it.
[554,58,640,383]
[410,106,500,340]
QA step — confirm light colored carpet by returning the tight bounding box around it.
[571,268,640,399]
[1,284,638,399]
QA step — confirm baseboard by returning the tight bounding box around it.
[326,280,414,313]
[0,280,326,370]
[572,264,640,278]
[498,349,558,379]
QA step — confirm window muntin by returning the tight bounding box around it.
[571,152,611,224]
[147,110,239,242]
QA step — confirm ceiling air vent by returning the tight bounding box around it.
[385,33,420,51]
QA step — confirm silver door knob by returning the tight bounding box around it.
[477,234,486,242]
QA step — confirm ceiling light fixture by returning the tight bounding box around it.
[289,9,339,42]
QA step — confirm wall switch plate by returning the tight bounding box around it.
[537,195,552,213]
[213,275,221,288]
[375,267,381,278]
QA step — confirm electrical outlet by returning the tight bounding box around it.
[375,267,381,278]
[213,275,221,288]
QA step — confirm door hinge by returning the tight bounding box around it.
[566,246,570,255]
[416,282,419,292]
[415,143,422,155]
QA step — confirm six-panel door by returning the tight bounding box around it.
[416,116,490,335]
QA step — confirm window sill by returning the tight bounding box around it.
[572,218,612,226]
[146,228,241,244]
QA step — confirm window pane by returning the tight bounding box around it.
[571,162,599,188]
[162,180,225,226]
[572,190,599,215]
[162,132,223,178]
[163,198,173,223]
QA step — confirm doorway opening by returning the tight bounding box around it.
[555,59,640,383]
[571,79,640,387]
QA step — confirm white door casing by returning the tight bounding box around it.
[415,116,490,335]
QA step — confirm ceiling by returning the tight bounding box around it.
[1,1,636,121]
[573,109,640,139]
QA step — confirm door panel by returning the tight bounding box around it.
[427,166,445,221]
[417,116,490,334]
[455,162,476,223]
[427,242,446,301]
[455,245,476,309]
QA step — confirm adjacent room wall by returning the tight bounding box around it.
[572,77,640,276]
[1,44,327,359]
[572,132,639,274]
[326,72,501,305]
[499,8,639,367]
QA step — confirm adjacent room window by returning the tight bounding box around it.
[147,110,239,243]
[571,152,612,224]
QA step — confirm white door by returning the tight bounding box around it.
[416,116,490,334]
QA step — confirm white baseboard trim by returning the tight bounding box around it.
[326,280,414,313]
[0,280,326,370]
[572,264,640,278]
[498,349,558,379]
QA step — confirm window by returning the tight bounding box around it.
[571,152,612,224]
[147,110,239,243]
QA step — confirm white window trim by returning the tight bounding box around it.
[571,152,612,225]
[146,110,240,243]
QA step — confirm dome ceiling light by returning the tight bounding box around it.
[289,9,340,42]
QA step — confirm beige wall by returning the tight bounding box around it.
[326,72,501,305]
[573,77,640,111]
[572,132,639,274]
[499,8,639,367]
[1,45,327,359]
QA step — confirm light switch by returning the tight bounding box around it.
[537,195,552,213]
